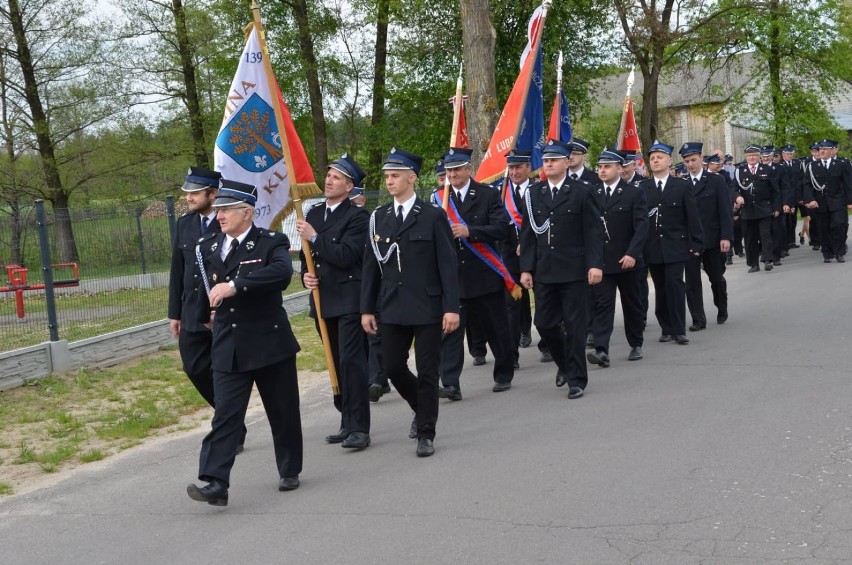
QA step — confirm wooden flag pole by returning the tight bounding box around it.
[442,63,464,211]
[617,65,634,149]
[251,0,339,395]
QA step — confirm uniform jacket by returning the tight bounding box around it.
[689,171,734,247]
[500,180,528,275]
[168,212,220,333]
[299,198,369,319]
[732,163,781,219]
[777,159,802,206]
[623,172,647,188]
[442,180,510,299]
[591,179,648,274]
[642,176,704,264]
[361,197,460,325]
[197,225,300,373]
[802,158,852,212]
[519,177,604,283]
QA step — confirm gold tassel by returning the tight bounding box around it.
[270,182,322,228]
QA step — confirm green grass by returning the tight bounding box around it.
[15,442,36,464]
[0,482,12,495]
[78,449,105,463]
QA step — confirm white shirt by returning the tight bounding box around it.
[569,166,586,179]
[653,174,671,191]
[221,225,252,261]
[548,175,567,193]
[690,172,702,184]
[393,193,417,222]
[511,179,530,199]
[451,179,472,202]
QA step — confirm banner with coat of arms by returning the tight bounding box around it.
[214,27,292,229]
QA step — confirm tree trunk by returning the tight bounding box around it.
[288,0,328,175]
[368,0,390,174]
[0,50,24,265]
[460,0,499,165]
[766,0,784,144]
[50,193,79,263]
[172,0,209,168]
[638,52,663,158]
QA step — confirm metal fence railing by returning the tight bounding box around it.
[0,185,438,353]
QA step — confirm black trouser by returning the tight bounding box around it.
[441,290,515,387]
[465,315,488,358]
[638,266,650,322]
[199,357,302,487]
[315,313,370,434]
[533,280,588,389]
[771,214,787,261]
[506,288,521,363]
[591,269,644,353]
[685,248,728,327]
[811,209,848,259]
[649,262,687,336]
[786,212,798,245]
[743,217,772,267]
[733,218,744,254]
[519,287,532,334]
[180,329,246,445]
[381,322,442,440]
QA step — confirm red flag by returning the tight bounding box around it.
[617,100,646,173]
[547,92,561,143]
[449,96,471,149]
[475,6,547,184]
[276,86,318,188]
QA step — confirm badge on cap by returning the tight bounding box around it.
[186,168,192,175]
[390,147,397,154]
[547,140,554,146]
[682,144,689,151]
[448,148,455,155]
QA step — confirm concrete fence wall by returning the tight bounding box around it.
[0,290,311,391]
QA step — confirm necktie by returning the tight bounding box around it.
[552,186,559,200]
[455,190,463,203]
[201,216,209,234]
[692,177,698,185]
[224,238,238,266]
[824,160,829,168]
[570,173,578,181]
[750,166,756,175]
[514,184,521,200]
[657,180,663,193]
[325,205,331,222]
[606,186,612,201]
[396,204,404,224]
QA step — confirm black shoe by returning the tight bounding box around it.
[824,257,833,263]
[764,262,773,271]
[187,480,228,506]
[416,438,434,457]
[408,418,417,439]
[368,384,384,403]
[512,360,520,369]
[674,334,689,344]
[748,266,759,273]
[628,346,643,361]
[492,382,511,392]
[737,252,744,257]
[278,476,300,491]
[438,386,462,401]
[688,324,706,332]
[555,370,568,387]
[837,255,846,263]
[472,356,486,366]
[519,333,532,348]
[235,444,244,455]
[540,351,553,363]
[725,257,733,265]
[799,233,805,245]
[342,432,370,449]
[585,332,594,348]
[813,245,821,251]
[789,244,799,249]
[774,260,783,266]
[382,385,391,394]
[586,350,610,368]
[659,334,673,343]
[717,312,728,325]
[567,386,584,399]
[325,428,350,444]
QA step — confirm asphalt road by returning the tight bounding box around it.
[2,242,851,564]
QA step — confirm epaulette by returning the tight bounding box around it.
[181,212,190,217]
[197,231,217,243]
[257,228,284,239]
[310,201,325,209]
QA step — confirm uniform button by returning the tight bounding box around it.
[316,264,320,268]
[274,324,278,329]
[225,276,231,281]
[348,275,353,279]
[231,323,237,328]
[398,282,403,286]
[193,274,198,278]
[242,287,248,292]
[230,308,235,312]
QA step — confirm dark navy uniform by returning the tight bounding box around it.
[590,177,648,355]
[684,170,734,328]
[642,174,704,338]
[196,225,302,489]
[361,196,459,442]
[734,161,780,269]
[168,210,219,405]
[438,177,514,392]
[803,151,852,261]
[520,175,603,391]
[300,197,370,439]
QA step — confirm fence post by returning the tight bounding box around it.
[35,200,60,342]
[135,208,148,274]
[166,196,176,245]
